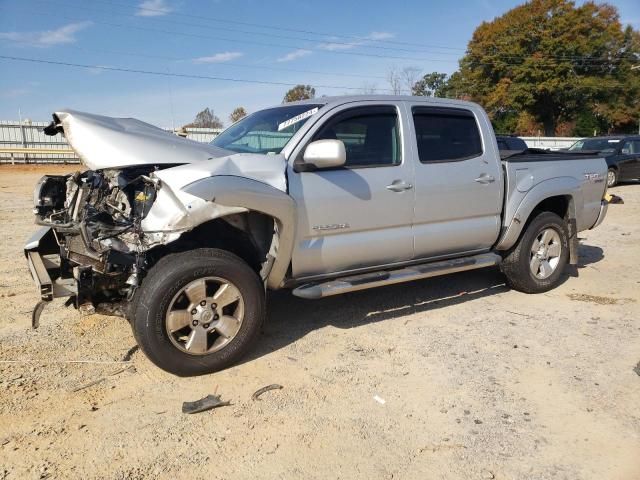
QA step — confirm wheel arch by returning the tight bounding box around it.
[180,175,297,289]
[496,177,580,253]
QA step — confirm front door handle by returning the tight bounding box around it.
[386,180,413,192]
[475,174,495,184]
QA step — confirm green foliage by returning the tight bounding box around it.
[229,107,248,124]
[572,111,602,137]
[491,112,519,135]
[283,85,315,103]
[455,0,639,136]
[412,72,449,97]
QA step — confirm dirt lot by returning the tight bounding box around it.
[0,165,639,480]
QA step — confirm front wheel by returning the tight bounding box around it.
[501,211,569,294]
[607,168,618,188]
[131,249,265,376]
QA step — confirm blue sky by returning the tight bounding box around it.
[1,0,638,128]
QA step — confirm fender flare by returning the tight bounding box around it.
[182,175,296,289]
[496,176,581,251]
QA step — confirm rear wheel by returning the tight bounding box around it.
[607,168,618,187]
[501,212,569,294]
[132,249,265,376]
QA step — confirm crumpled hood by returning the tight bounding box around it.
[153,153,287,193]
[48,109,234,170]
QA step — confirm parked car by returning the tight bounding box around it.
[567,136,640,187]
[496,135,528,152]
[26,96,612,376]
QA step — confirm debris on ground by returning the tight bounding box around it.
[182,394,231,414]
[566,293,635,305]
[634,362,640,377]
[121,345,139,362]
[31,300,47,329]
[71,365,136,392]
[251,384,284,401]
[373,395,386,405]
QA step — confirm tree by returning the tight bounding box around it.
[412,72,449,97]
[386,68,403,95]
[229,107,248,124]
[283,85,315,103]
[360,82,378,94]
[455,0,638,136]
[401,67,421,94]
[187,107,223,129]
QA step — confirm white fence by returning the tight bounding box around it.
[521,136,579,151]
[0,121,222,164]
[0,119,583,164]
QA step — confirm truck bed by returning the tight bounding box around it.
[500,148,600,162]
[499,149,607,246]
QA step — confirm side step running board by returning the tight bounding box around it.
[292,252,502,299]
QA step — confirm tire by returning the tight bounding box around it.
[501,211,569,294]
[131,248,265,376]
[607,168,618,188]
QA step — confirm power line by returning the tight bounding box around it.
[29,12,463,64]
[48,0,463,57]
[44,1,626,64]
[91,0,634,63]
[24,9,623,69]
[0,55,627,92]
[0,54,404,92]
[18,9,459,64]
[89,0,468,52]
[7,39,390,81]
[20,7,625,67]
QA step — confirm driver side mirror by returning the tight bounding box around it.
[301,139,346,170]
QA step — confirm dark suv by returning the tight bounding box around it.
[568,136,640,187]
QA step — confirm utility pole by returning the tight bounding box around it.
[18,108,27,163]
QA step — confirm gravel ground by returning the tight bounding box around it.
[0,165,639,480]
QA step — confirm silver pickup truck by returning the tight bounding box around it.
[25,96,612,376]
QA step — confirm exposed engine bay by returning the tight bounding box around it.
[32,166,163,310]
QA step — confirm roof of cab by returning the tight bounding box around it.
[281,95,480,109]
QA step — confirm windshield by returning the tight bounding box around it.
[211,104,323,154]
[568,138,620,154]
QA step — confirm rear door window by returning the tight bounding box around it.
[412,107,483,163]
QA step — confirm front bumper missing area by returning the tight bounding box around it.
[25,227,77,328]
[24,227,76,302]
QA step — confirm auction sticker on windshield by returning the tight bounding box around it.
[277,107,319,132]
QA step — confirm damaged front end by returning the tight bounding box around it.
[26,166,161,322]
[25,109,294,328]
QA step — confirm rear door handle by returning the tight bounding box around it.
[475,174,495,184]
[386,180,413,192]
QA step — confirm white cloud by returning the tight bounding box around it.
[193,52,244,64]
[136,0,173,17]
[0,21,92,48]
[318,31,395,51]
[368,31,395,41]
[87,65,110,75]
[319,42,355,51]
[277,49,312,62]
